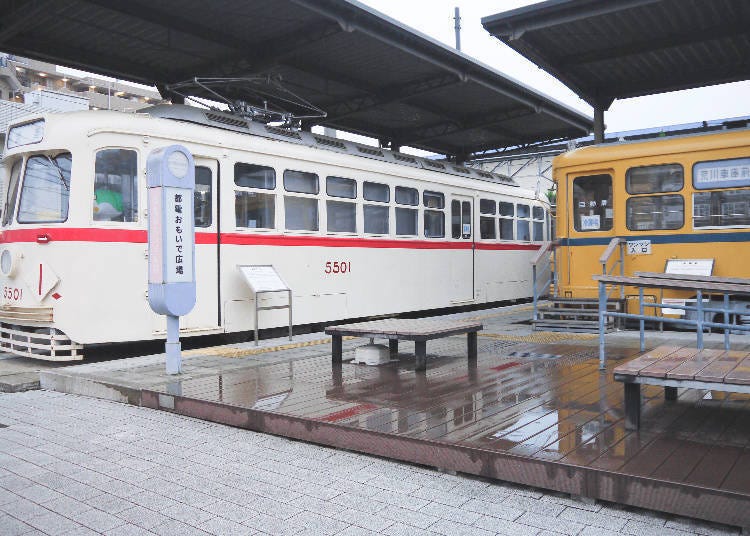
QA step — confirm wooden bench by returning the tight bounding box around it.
[613,344,750,429]
[325,318,483,372]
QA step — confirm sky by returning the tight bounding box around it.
[357,0,750,134]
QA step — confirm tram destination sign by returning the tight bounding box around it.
[694,157,750,189]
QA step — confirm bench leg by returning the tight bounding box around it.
[415,341,427,372]
[389,339,399,359]
[468,331,478,361]
[332,335,343,364]
[624,382,641,431]
[665,386,678,401]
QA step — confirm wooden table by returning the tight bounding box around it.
[325,318,483,371]
[614,345,750,429]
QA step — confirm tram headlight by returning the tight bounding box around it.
[0,249,17,277]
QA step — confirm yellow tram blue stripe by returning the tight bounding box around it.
[560,232,750,247]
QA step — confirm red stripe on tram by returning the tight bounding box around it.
[0,227,541,252]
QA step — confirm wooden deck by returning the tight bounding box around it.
[134,337,750,528]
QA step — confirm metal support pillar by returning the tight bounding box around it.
[696,290,704,350]
[639,287,645,352]
[165,315,182,375]
[331,335,342,363]
[598,280,607,370]
[593,106,605,144]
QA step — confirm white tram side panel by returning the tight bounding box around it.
[0,109,545,359]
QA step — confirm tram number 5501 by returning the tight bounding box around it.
[324,261,351,274]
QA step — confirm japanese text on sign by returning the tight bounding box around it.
[164,186,193,283]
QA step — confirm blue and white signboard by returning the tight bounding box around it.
[694,158,750,189]
[147,145,196,374]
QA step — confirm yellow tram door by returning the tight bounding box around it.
[562,172,615,299]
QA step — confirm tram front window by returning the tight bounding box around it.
[2,160,21,226]
[93,149,137,222]
[18,153,72,223]
[572,174,613,232]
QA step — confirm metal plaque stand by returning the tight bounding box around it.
[238,265,293,345]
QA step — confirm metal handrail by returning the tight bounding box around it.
[596,274,750,369]
[599,237,626,301]
[530,241,556,321]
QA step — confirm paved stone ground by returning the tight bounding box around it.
[0,390,739,536]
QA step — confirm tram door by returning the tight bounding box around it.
[450,196,475,303]
[154,159,221,333]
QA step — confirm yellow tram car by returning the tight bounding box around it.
[553,127,750,322]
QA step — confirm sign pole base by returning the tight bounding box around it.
[165,314,182,375]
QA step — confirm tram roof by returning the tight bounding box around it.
[482,0,750,109]
[0,0,592,159]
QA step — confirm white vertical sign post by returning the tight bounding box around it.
[147,145,196,375]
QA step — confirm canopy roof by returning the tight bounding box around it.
[0,0,592,157]
[483,0,750,109]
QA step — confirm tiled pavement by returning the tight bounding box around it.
[0,390,740,536]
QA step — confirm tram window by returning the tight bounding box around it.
[517,204,530,219]
[284,170,318,194]
[480,216,496,239]
[327,200,356,233]
[396,186,418,206]
[499,217,514,240]
[532,206,545,240]
[235,163,275,189]
[626,194,684,231]
[626,163,683,194]
[533,222,544,241]
[498,202,513,217]
[18,153,72,223]
[693,190,750,228]
[285,196,318,231]
[573,174,613,232]
[461,201,471,238]
[93,149,137,222]
[424,210,444,238]
[396,207,417,236]
[423,191,444,209]
[2,160,21,226]
[363,181,389,202]
[364,205,389,234]
[480,199,496,215]
[194,166,212,228]
[326,176,356,199]
[517,221,530,241]
[451,200,461,239]
[235,191,275,229]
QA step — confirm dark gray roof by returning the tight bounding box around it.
[0,0,592,157]
[482,0,750,109]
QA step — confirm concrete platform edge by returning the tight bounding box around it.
[40,370,143,405]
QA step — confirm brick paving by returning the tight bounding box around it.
[0,390,740,535]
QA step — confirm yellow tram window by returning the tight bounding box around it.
[572,174,613,232]
[693,190,750,228]
[626,164,683,194]
[626,194,684,231]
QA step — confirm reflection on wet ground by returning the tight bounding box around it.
[145,335,750,525]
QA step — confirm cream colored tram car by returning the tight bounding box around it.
[0,105,548,360]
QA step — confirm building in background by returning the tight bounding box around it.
[0,53,167,149]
